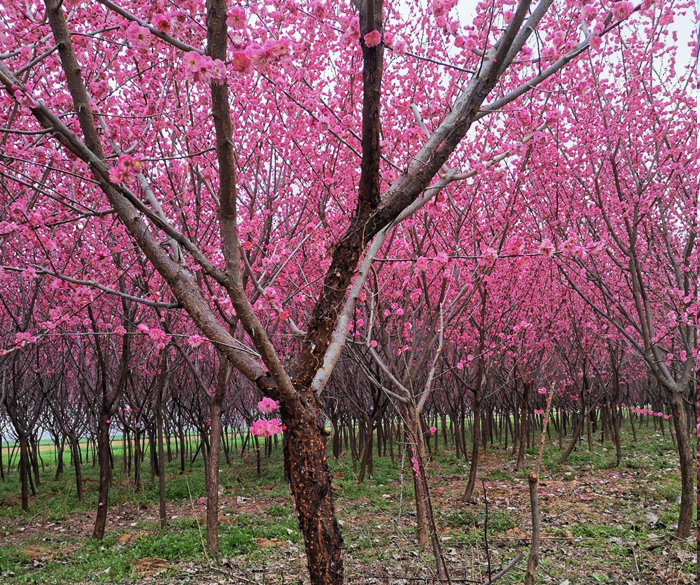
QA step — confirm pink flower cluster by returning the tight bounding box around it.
[230,39,292,74]
[109,155,142,184]
[428,426,437,435]
[182,51,226,84]
[411,456,421,477]
[250,418,284,437]
[625,406,671,420]
[257,397,280,413]
[137,323,169,349]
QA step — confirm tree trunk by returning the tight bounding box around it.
[92,414,112,539]
[134,428,142,490]
[206,397,223,554]
[516,382,531,471]
[284,395,344,585]
[54,437,65,481]
[156,371,167,529]
[19,434,29,511]
[669,390,694,539]
[70,434,84,503]
[461,395,480,503]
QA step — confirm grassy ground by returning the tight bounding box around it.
[0,422,694,584]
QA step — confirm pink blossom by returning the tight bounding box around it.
[182,51,216,83]
[250,418,284,437]
[188,334,205,348]
[257,397,280,413]
[210,59,227,84]
[109,155,142,184]
[198,497,206,503]
[15,331,36,346]
[14,90,35,109]
[153,14,172,34]
[612,2,634,21]
[581,5,597,22]
[227,7,246,30]
[411,456,421,477]
[537,387,547,395]
[125,21,151,50]
[429,426,437,435]
[364,30,382,48]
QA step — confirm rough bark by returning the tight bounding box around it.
[284,393,344,585]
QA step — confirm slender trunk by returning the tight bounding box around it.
[516,382,531,471]
[357,421,374,485]
[19,434,29,511]
[92,414,112,539]
[206,397,223,554]
[134,428,142,490]
[30,438,41,487]
[461,396,480,503]
[54,437,65,481]
[156,377,167,529]
[179,425,186,473]
[71,434,84,503]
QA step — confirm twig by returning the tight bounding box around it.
[482,479,492,582]
[524,383,556,585]
[481,552,524,585]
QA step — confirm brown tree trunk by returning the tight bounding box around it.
[206,397,223,554]
[516,382,531,471]
[461,395,480,503]
[70,434,84,503]
[156,364,167,529]
[134,427,142,490]
[54,438,65,481]
[19,434,29,511]
[285,393,344,585]
[357,422,374,485]
[669,390,694,539]
[92,413,112,539]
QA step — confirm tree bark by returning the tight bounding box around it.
[284,393,344,585]
[669,390,694,539]
[70,434,84,503]
[92,413,112,539]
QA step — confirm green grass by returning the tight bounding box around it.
[0,419,693,584]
